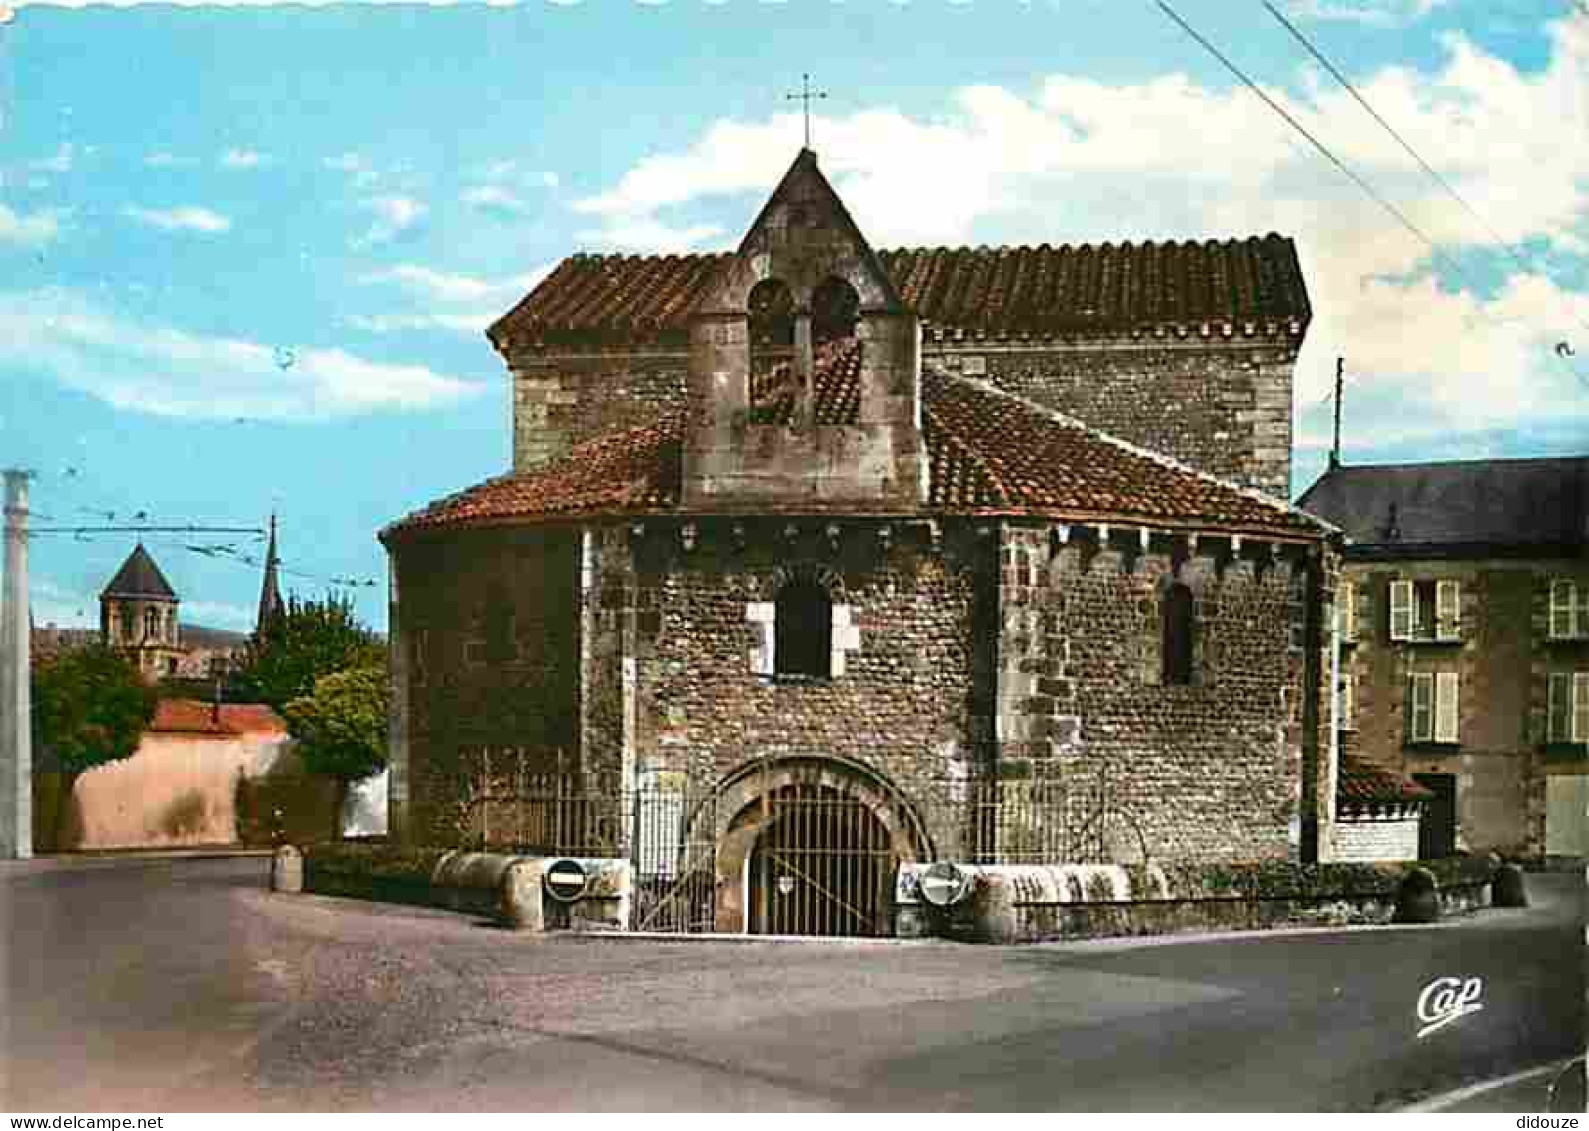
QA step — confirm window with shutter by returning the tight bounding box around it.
[1390,580,1414,641]
[1435,580,1461,641]
[1579,585,1589,639]
[1340,581,1357,640]
[1409,672,1434,743]
[1557,584,1582,635]
[1549,673,1572,743]
[1337,673,1356,731]
[1575,673,1589,744]
[1435,671,1459,743]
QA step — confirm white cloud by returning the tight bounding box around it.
[539,171,560,189]
[345,312,497,334]
[351,264,549,335]
[15,0,524,6]
[461,184,529,214]
[124,205,232,234]
[30,578,96,629]
[0,202,62,246]
[574,16,1589,456]
[575,215,726,253]
[0,288,485,420]
[30,143,74,174]
[1283,0,1451,26]
[220,148,267,169]
[353,195,427,247]
[181,600,257,631]
[324,152,366,173]
[143,151,188,168]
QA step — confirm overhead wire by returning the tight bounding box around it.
[1153,0,1589,389]
[1259,0,1589,340]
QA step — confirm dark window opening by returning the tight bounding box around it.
[1163,582,1195,685]
[811,276,860,346]
[749,278,798,425]
[775,580,833,679]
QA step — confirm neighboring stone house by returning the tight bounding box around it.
[1298,455,1588,865]
[380,148,1341,935]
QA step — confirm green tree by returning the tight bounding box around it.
[31,645,158,848]
[283,659,389,840]
[234,594,381,711]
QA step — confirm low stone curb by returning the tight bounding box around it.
[0,848,275,877]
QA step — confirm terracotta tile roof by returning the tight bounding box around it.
[748,338,863,426]
[1336,754,1434,806]
[384,367,1324,540]
[920,371,1320,533]
[488,237,1309,346]
[151,699,287,737]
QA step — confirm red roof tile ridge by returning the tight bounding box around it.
[930,367,1335,535]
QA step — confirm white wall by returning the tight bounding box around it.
[71,733,292,849]
[343,768,390,837]
[1546,776,1588,858]
[1334,814,1421,862]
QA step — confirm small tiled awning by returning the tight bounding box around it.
[1337,754,1433,807]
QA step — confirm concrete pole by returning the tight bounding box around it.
[1,470,33,859]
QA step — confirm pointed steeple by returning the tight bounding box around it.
[255,514,284,635]
[102,543,178,601]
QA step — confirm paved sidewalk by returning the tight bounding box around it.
[0,846,274,877]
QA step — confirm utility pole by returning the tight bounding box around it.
[1,470,33,859]
[1328,356,1344,471]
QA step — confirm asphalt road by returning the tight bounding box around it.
[1,856,1581,1112]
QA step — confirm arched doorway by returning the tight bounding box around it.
[746,783,894,937]
[704,755,932,937]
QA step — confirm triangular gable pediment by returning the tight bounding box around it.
[695,148,905,317]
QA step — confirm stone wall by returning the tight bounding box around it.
[611,518,985,859]
[389,526,583,844]
[930,337,1298,499]
[1340,556,1589,858]
[994,523,1314,864]
[503,346,689,471]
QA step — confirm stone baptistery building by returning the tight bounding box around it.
[381,149,1340,935]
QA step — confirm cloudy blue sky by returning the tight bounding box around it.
[2,0,1585,635]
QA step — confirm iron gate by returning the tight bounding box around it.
[746,783,897,937]
[447,751,1136,937]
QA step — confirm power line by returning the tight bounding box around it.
[29,525,263,536]
[1152,0,1589,389]
[1259,0,1589,338]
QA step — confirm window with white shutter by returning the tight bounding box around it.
[1549,672,1571,743]
[1550,581,1575,639]
[1435,671,1460,743]
[1337,673,1356,731]
[1435,580,1461,641]
[1390,580,1414,641]
[1340,581,1357,641]
[1576,673,1589,744]
[1409,672,1434,743]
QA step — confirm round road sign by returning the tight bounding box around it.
[543,858,588,903]
[919,862,969,908]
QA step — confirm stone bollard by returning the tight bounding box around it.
[271,845,303,894]
[969,872,1020,944]
[1492,862,1528,908]
[1394,866,1440,924]
[499,859,546,932]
